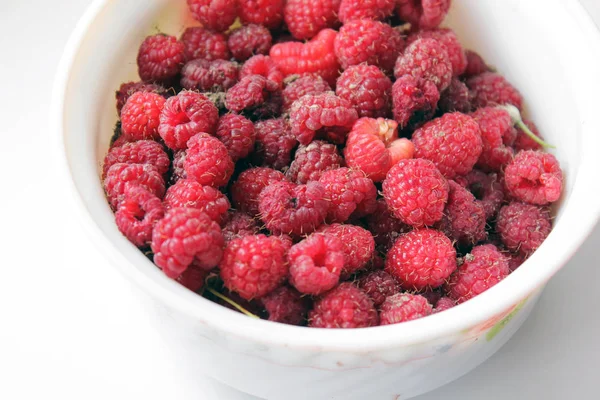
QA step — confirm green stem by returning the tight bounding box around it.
[206,287,260,319]
[497,104,555,149]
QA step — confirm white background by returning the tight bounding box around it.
[1,1,599,399]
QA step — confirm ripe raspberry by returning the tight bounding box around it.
[445,244,510,303]
[309,283,378,328]
[219,234,290,300]
[239,55,284,89]
[467,72,524,110]
[338,0,395,23]
[318,168,376,222]
[116,81,166,114]
[137,34,185,83]
[115,185,165,247]
[380,293,432,325]
[396,0,451,30]
[170,150,187,184]
[496,202,552,256]
[471,107,515,172]
[514,119,544,152]
[102,140,170,180]
[419,289,442,307]
[158,91,219,150]
[383,159,449,227]
[231,167,286,216]
[104,163,166,209]
[214,114,256,162]
[335,19,404,75]
[110,134,135,149]
[181,59,239,92]
[260,285,310,325]
[433,296,455,313]
[504,150,563,205]
[366,199,411,249]
[225,75,279,113]
[163,179,230,224]
[176,263,208,292]
[407,28,468,77]
[317,224,375,277]
[436,181,486,246]
[184,133,234,187]
[286,141,343,184]
[181,27,230,61]
[252,118,298,170]
[438,78,471,113]
[186,0,238,32]
[228,24,272,62]
[460,169,504,220]
[282,77,330,115]
[463,50,491,78]
[270,29,340,86]
[364,254,385,272]
[239,0,285,29]
[391,75,440,130]
[357,270,401,307]
[284,0,341,40]
[394,38,453,92]
[258,181,329,237]
[336,64,393,118]
[412,112,482,179]
[120,92,166,141]
[152,208,224,278]
[221,211,260,242]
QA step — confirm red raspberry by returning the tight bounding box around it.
[152,208,224,278]
[394,38,453,92]
[396,0,451,30]
[115,185,165,247]
[104,163,166,209]
[186,0,238,32]
[391,75,440,130]
[248,90,284,119]
[120,92,166,141]
[385,228,457,290]
[110,132,135,149]
[102,140,170,180]
[463,50,491,78]
[260,285,310,325]
[496,202,552,256]
[467,72,524,110]
[225,75,279,113]
[221,211,260,242]
[181,27,230,61]
[335,19,404,75]
[357,270,401,307]
[318,168,377,222]
[158,91,219,150]
[252,118,298,170]
[239,0,285,29]
[270,29,340,86]
[176,263,208,292]
[214,113,256,162]
[471,107,515,172]
[504,150,563,205]
[231,167,286,216]
[317,224,375,277]
[286,141,343,184]
[364,254,385,272]
[116,81,166,114]
[163,179,230,224]
[433,296,455,313]
[507,252,526,272]
[184,133,234,187]
[239,55,284,89]
[514,119,544,152]
[459,169,504,220]
[380,293,432,325]
[137,34,185,83]
[228,24,272,62]
[219,234,290,300]
[407,28,468,77]
[419,289,442,307]
[383,159,449,227]
[366,199,411,249]
[338,0,395,23]
[445,244,510,303]
[282,74,331,112]
[258,181,329,237]
[436,181,486,246]
[181,59,239,92]
[438,78,471,113]
[170,150,187,184]
[336,64,393,119]
[412,112,482,179]
[284,0,341,40]
[309,283,378,328]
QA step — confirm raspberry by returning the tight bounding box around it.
[338,0,395,23]
[239,0,285,29]
[252,118,298,170]
[391,75,440,130]
[286,141,344,184]
[137,34,185,83]
[158,91,219,150]
[357,270,401,307]
[433,297,455,313]
[460,169,504,220]
[116,81,166,114]
[436,181,486,246]
[228,24,272,62]
[385,229,457,290]
[219,234,290,300]
[225,75,279,113]
[231,167,286,216]
[364,254,385,272]
[514,119,543,152]
[504,150,563,205]
[152,208,224,278]
[104,163,166,209]
[181,27,230,61]
[382,159,449,227]
[120,92,166,141]
[394,38,453,92]
[270,29,340,86]
[102,140,170,180]
[335,64,393,119]
[284,0,342,40]
[260,285,310,325]
[115,185,165,247]
[180,59,239,92]
[170,150,187,184]
[396,0,451,30]
[412,112,483,179]
[184,133,234,187]
[366,199,411,249]
[281,75,330,113]
[438,78,471,114]
[463,50,490,78]
[186,0,238,32]
[176,263,208,292]
[471,107,515,172]
[407,28,468,77]
[317,224,375,277]
[318,168,377,222]
[163,179,230,224]
[215,113,256,162]
[508,252,527,272]
[445,244,510,303]
[419,289,442,307]
[309,283,378,328]
[467,72,524,110]
[496,202,552,256]
[380,293,433,325]
[334,19,404,75]
[239,55,284,89]
[258,181,329,237]
[221,211,260,242]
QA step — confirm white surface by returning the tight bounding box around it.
[1,1,599,399]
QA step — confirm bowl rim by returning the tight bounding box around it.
[53,0,600,351]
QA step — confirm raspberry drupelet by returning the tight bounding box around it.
[357,270,402,307]
[379,293,433,325]
[225,75,279,113]
[284,0,342,40]
[396,0,451,30]
[406,28,468,77]
[102,140,170,180]
[186,0,238,32]
[214,113,256,162]
[115,81,166,114]
[317,224,375,278]
[180,27,230,61]
[238,0,285,29]
[394,38,453,92]
[391,75,440,130]
[184,133,234,187]
[459,169,504,220]
[231,167,286,216]
[228,24,273,62]
[282,74,331,112]
[467,72,524,110]
[318,167,377,222]
[221,211,260,242]
[338,0,395,23]
[260,285,311,325]
[496,202,552,256]
[104,163,166,210]
[336,64,393,119]
[366,199,411,250]
[239,55,284,89]
[180,59,239,92]
[163,179,230,225]
[252,118,298,170]
[438,78,471,114]
[470,106,515,172]
[309,283,379,328]
[286,141,344,184]
[115,184,165,247]
[137,34,185,83]
[504,150,563,205]
[120,92,166,141]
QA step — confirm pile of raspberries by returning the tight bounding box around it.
[103,0,563,329]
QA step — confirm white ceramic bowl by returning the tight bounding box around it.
[54,1,600,398]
